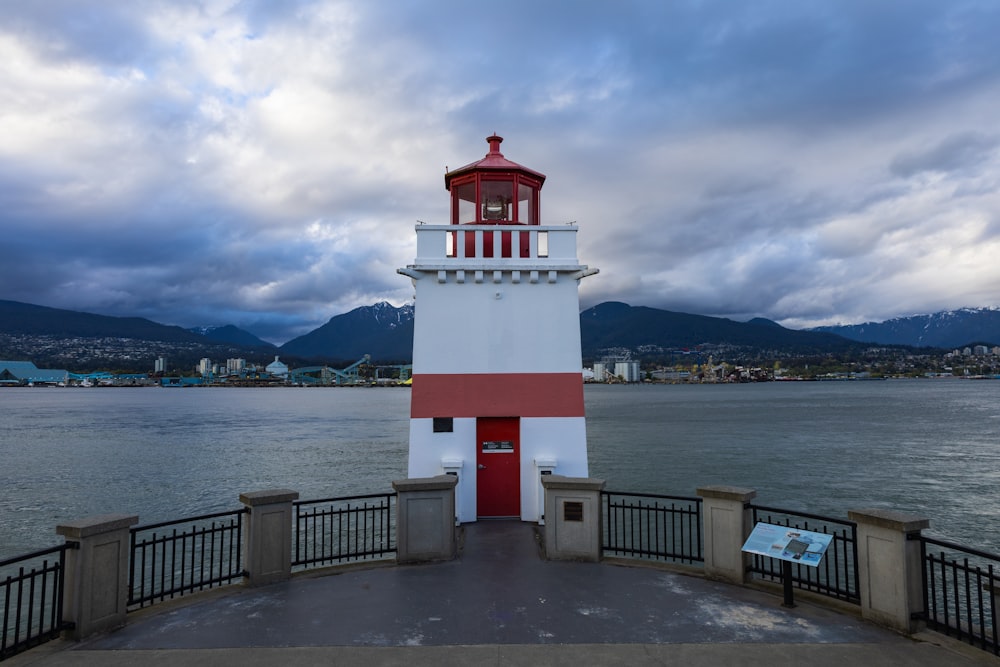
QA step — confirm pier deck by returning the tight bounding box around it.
[7,522,994,666]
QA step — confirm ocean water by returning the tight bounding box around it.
[2,380,998,560]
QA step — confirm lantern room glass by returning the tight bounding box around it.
[481,180,513,221]
[452,179,476,225]
[448,175,541,225]
[517,183,535,225]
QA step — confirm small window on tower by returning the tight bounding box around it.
[433,417,454,433]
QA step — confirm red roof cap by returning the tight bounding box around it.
[445,135,546,189]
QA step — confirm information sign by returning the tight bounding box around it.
[741,522,833,567]
[481,440,514,452]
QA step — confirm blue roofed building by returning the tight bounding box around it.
[0,360,70,385]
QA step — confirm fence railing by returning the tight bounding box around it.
[913,534,999,656]
[293,493,396,569]
[9,487,1000,662]
[128,509,248,610]
[0,544,72,661]
[747,505,860,604]
[602,491,703,564]
[413,224,579,266]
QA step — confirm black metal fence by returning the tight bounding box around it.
[601,491,703,564]
[293,493,396,569]
[0,544,72,661]
[128,509,247,610]
[13,488,1000,660]
[747,505,860,604]
[913,534,999,656]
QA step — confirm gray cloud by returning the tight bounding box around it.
[890,132,1000,177]
[2,0,1000,343]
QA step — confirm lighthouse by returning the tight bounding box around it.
[398,135,598,523]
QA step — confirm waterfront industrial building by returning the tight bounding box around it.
[0,361,70,385]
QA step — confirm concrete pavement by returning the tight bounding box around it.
[6,522,996,666]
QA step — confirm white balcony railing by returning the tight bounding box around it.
[412,225,580,267]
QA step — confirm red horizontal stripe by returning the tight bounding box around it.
[410,373,585,418]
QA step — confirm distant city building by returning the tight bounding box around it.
[198,358,212,376]
[226,358,246,374]
[593,361,641,382]
[266,356,289,377]
[0,360,69,385]
[973,345,988,356]
[651,369,691,381]
[154,357,167,374]
[615,361,642,382]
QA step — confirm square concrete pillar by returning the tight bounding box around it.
[986,580,1000,623]
[240,489,299,587]
[697,485,756,584]
[56,514,139,640]
[541,475,605,562]
[848,508,929,633]
[392,475,458,563]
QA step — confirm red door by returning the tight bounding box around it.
[476,417,520,518]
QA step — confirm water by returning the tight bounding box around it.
[0,387,411,559]
[2,380,998,561]
[586,381,1000,550]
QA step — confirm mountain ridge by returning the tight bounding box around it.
[811,307,1000,348]
[579,302,856,357]
[1,299,205,343]
[278,302,415,362]
[189,324,277,349]
[5,298,998,371]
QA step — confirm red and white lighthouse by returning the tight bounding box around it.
[398,135,598,522]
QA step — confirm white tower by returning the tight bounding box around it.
[398,135,598,522]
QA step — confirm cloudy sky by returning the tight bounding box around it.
[3,1,1000,344]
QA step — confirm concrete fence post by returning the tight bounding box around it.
[540,475,605,562]
[392,475,458,563]
[848,508,929,633]
[987,580,1000,623]
[56,514,139,640]
[697,485,757,584]
[240,489,299,587]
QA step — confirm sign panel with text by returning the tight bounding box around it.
[741,522,833,567]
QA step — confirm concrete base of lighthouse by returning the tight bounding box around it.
[408,416,588,523]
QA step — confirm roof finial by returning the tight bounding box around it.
[486,134,503,156]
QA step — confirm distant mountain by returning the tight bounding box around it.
[279,300,859,364]
[279,302,414,362]
[811,307,1000,349]
[747,317,783,328]
[0,299,281,372]
[10,297,993,370]
[1,299,206,343]
[580,302,857,358]
[190,325,276,349]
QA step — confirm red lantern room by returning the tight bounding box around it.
[445,135,546,258]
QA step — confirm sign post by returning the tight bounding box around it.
[741,522,834,608]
